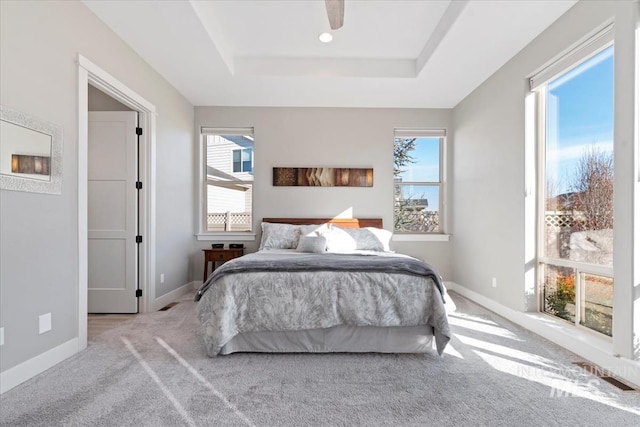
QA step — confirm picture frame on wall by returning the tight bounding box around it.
[273,167,373,187]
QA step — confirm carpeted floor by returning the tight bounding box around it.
[1,290,639,427]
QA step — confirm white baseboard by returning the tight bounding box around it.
[1,338,79,394]
[445,281,640,388]
[151,281,199,312]
[2,281,199,395]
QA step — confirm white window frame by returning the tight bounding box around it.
[531,25,614,334]
[393,129,448,240]
[197,127,255,241]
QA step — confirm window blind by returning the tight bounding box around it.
[529,23,613,91]
[201,127,254,136]
[394,129,446,138]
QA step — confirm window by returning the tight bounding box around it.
[393,129,445,233]
[532,27,614,336]
[201,128,254,233]
[232,148,252,173]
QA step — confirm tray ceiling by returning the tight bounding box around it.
[83,0,577,108]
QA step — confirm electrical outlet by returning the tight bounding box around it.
[160,273,165,283]
[492,277,497,288]
[39,313,52,334]
[0,327,4,346]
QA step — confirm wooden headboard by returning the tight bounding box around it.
[262,218,383,229]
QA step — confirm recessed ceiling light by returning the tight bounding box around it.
[318,32,333,43]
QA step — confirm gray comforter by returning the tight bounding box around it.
[195,250,451,356]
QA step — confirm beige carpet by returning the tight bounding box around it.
[1,291,639,426]
[88,313,137,341]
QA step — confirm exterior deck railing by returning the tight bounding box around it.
[207,212,252,232]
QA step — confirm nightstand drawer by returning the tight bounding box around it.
[202,248,244,282]
[214,252,234,262]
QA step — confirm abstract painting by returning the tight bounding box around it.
[273,167,373,187]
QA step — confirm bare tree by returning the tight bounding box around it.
[545,179,562,211]
[393,138,415,178]
[393,138,419,231]
[570,146,613,231]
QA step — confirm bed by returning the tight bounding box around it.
[195,218,451,356]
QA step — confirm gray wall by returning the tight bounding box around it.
[451,1,638,357]
[0,1,194,373]
[194,107,453,279]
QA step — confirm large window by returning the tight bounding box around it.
[393,129,445,233]
[201,128,254,232]
[533,28,614,336]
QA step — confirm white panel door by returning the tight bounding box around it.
[88,111,138,313]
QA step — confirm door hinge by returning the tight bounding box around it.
[135,181,143,190]
[136,289,142,298]
[136,235,142,244]
[136,127,143,136]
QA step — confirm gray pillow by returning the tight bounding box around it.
[296,235,327,253]
[259,222,301,250]
[326,225,392,252]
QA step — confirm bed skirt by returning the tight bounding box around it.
[220,324,434,355]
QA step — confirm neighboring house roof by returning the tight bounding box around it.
[223,135,253,147]
[206,165,250,191]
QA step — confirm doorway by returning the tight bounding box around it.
[77,54,157,351]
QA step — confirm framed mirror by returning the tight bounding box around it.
[0,105,63,194]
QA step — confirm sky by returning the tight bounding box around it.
[545,45,614,196]
[395,136,440,211]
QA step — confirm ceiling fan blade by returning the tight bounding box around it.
[325,0,344,30]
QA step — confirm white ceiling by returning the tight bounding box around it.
[83,0,577,108]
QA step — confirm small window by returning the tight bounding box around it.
[232,148,253,173]
[201,128,254,233]
[393,129,445,233]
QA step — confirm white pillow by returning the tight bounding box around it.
[259,222,301,250]
[324,226,357,252]
[325,225,392,252]
[296,235,327,253]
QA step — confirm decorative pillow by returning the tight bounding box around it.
[259,222,301,250]
[296,235,327,253]
[325,225,392,252]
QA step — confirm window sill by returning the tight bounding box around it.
[196,233,256,242]
[392,233,451,242]
[523,311,612,347]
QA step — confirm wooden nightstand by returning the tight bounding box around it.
[202,248,244,282]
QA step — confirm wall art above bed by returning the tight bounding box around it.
[273,167,373,187]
